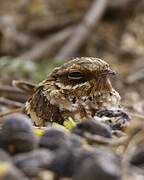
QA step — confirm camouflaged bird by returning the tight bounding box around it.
[21,57,122,127]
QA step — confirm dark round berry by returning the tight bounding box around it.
[1,114,37,154]
[67,133,84,149]
[47,145,77,177]
[73,147,121,180]
[39,128,68,151]
[72,119,112,138]
[13,149,54,178]
[130,144,144,167]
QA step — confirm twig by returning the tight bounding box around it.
[0,85,25,94]
[0,97,24,108]
[126,67,144,84]
[0,107,24,120]
[84,132,128,146]
[0,85,29,102]
[18,26,74,61]
[121,128,144,179]
[56,0,109,59]
[84,122,144,150]
[127,111,144,120]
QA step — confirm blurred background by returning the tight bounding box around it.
[0,0,144,114]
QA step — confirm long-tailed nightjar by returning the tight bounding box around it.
[14,57,129,130]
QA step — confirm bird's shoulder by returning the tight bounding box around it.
[25,85,64,126]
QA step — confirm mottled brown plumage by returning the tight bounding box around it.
[25,57,121,126]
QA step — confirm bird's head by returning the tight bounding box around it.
[47,57,115,97]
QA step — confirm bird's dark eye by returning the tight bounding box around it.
[68,71,84,80]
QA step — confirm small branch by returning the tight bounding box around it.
[0,107,24,120]
[127,111,144,120]
[56,0,109,59]
[84,132,128,146]
[0,85,25,94]
[0,85,29,102]
[18,26,74,61]
[126,67,144,84]
[0,97,24,108]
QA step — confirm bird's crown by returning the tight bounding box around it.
[47,57,115,85]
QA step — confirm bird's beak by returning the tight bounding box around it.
[107,69,116,76]
[102,69,116,76]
